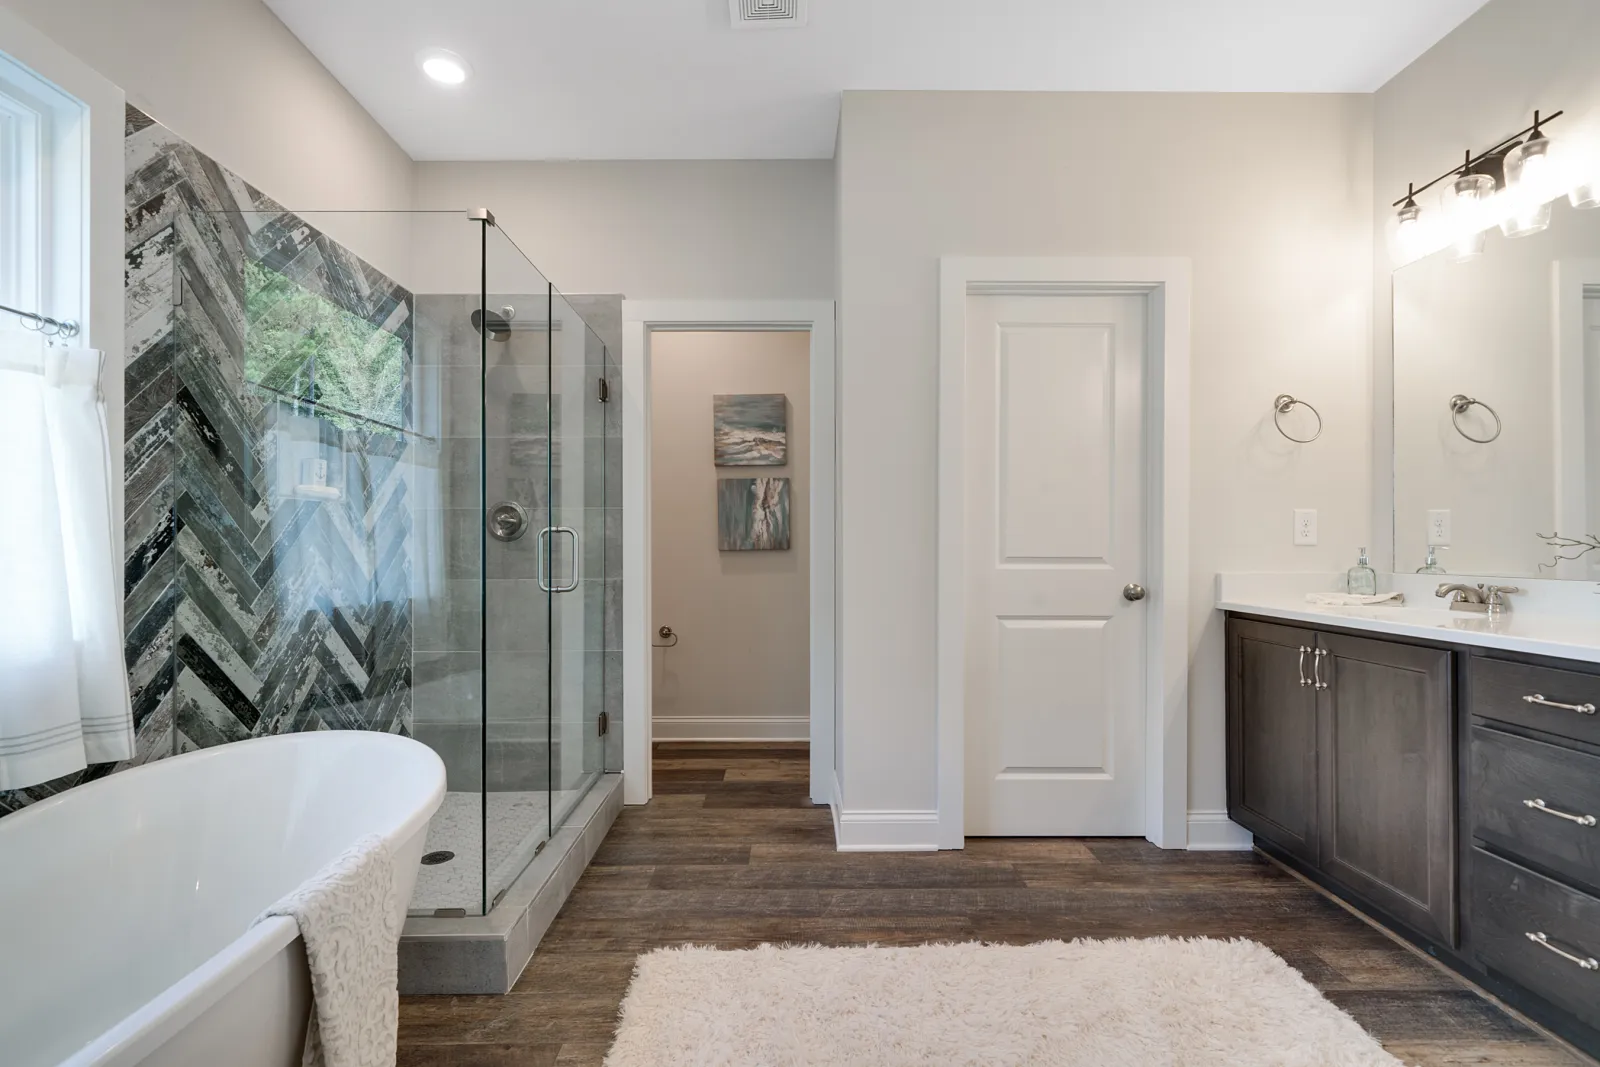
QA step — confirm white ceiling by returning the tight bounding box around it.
[264,0,1490,161]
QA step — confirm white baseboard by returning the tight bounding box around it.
[834,809,941,851]
[1186,810,1253,851]
[651,716,809,742]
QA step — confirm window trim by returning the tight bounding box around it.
[0,50,88,332]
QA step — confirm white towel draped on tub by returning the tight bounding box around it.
[0,331,133,789]
[258,834,402,1067]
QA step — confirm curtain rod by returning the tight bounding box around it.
[0,303,81,339]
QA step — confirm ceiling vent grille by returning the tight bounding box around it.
[729,0,808,30]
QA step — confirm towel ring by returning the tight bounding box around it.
[1273,394,1322,444]
[1449,394,1502,444]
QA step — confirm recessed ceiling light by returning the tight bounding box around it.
[417,48,471,86]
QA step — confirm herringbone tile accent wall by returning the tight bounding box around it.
[1,107,416,814]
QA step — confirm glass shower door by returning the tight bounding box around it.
[479,226,557,911]
[548,289,606,829]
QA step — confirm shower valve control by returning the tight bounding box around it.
[488,501,530,542]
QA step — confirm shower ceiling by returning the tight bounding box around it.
[263,0,1490,161]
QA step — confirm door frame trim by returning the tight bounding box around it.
[1551,262,1600,579]
[620,300,838,808]
[937,257,1192,849]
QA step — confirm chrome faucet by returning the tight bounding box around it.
[1436,582,1521,616]
[1436,583,1486,607]
[1484,585,1521,617]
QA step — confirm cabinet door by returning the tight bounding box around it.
[1227,618,1320,863]
[1317,632,1457,945]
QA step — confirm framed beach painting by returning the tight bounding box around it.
[717,478,791,551]
[713,393,787,466]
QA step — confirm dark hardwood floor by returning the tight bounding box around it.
[398,742,1582,1066]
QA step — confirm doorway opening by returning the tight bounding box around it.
[621,301,838,809]
[648,331,812,745]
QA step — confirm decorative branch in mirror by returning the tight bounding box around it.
[1536,532,1600,573]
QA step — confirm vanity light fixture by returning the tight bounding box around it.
[1392,109,1566,256]
[1447,159,1495,261]
[1505,112,1553,191]
[1572,178,1600,210]
[1396,183,1421,234]
[1500,198,1552,238]
[1501,111,1554,237]
[417,48,471,86]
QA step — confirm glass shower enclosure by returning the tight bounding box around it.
[192,208,619,918]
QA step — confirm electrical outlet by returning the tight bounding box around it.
[1427,509,1451,547]
[1293,509,1318,546]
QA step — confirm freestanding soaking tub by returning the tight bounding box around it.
[1,731,446,1067]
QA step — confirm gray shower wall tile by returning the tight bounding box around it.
[486,651,549,723]
[581,580,622,652]
[486,579,552,652]
[413,650,483,725]
[413,579,485,653]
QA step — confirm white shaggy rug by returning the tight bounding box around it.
[604,939,1403,1067]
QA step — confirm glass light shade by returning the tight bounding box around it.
[1572,179,1600,209]
[1448,172,1495,212]
[1505,129,1553,192]
[1396,197,1421,232]
[1454,229,1488,261]
[1501,198,1552,238]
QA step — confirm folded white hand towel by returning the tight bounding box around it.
[257,834,400,1067]
[1305,592,1404,607]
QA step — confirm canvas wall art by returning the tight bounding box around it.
[718,478,791,551]
[713,393,787,466]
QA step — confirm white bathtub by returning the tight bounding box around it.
[0,731,446,1067]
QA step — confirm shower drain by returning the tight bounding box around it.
[421,851,455,865]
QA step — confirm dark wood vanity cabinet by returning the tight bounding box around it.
[1226,619,1455,944]
[1226,620,1319,863]
[1317,632,1456,944]
[1227,613,1600,1057]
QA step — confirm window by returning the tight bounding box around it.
[0,48,86,332]
[0,50,129,793]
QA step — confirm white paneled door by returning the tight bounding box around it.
[963,292,1148,836]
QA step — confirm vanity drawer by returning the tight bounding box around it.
[1469,656,1600,748]
[1472,727,1600,893]
[1471,848,1600,1026]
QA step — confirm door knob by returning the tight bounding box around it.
[1123,583,1147,602]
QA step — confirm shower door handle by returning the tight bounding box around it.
[536,527,581,593]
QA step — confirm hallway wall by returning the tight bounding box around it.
[650,331,811,741]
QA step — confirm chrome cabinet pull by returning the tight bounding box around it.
[1525,932,1599,971]
[1297,646,1311,688]
[1524,798,1598,827]
[1522,694,1597,716]
[1313,648,1329,691]
[535,527,582,593]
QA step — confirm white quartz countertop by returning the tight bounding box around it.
[1216,573,1600,665]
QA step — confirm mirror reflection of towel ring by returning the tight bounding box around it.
[1449,394,1502,444]
[1273,394,1322,444]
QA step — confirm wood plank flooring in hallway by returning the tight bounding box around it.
[397,742,1582,1067]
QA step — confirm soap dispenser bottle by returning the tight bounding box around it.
[1417,547,1446,574]
[1347,547,1377,595]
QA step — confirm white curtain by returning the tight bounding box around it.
[0,330,133,789]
